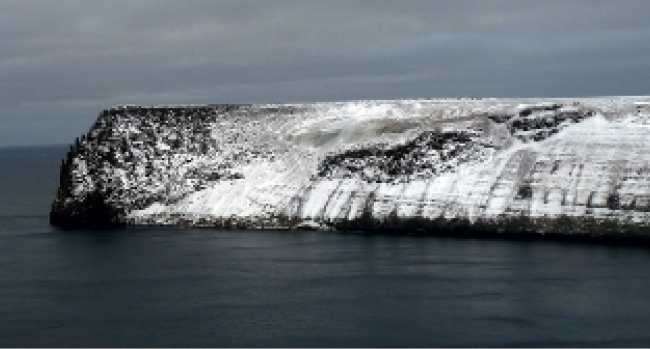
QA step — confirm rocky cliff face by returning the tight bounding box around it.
[51,97,650,238]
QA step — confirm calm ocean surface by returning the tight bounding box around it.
[2,145,650,347]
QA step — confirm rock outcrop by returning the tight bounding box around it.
[50,97,650,240]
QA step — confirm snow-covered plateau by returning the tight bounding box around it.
[50,97,650,239]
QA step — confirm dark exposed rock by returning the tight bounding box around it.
[316,130,483,182]
[50,190,125,229]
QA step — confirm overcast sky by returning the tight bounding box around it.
[2,0,650,146]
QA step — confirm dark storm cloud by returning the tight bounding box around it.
[1,0,650,146]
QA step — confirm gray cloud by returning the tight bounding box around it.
[1,0,650,146]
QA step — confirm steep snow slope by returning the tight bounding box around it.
[50,97,650,236]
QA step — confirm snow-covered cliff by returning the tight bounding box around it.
[51,97,650,238]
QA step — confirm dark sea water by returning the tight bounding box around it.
[2,145,650,347]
